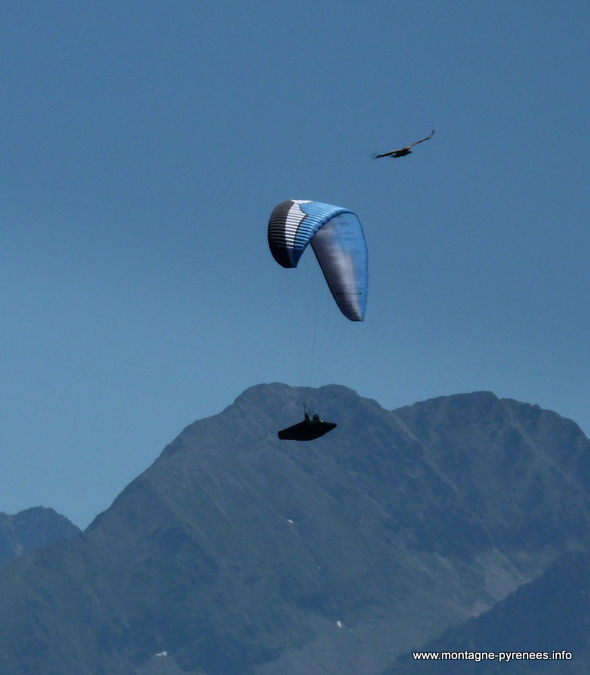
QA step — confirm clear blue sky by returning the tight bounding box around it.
[1,1,588,528]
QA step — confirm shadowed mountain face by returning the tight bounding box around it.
[386,549,590,675]
[0,384,589,675]
[0,506,81,567]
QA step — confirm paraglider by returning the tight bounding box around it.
[372,129,435,159]
[268,200,368,322]
[269,199,367,440]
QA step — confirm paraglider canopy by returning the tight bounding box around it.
[277,412,337,441]
[268,200,368,322]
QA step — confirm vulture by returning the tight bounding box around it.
[372,129,435,159]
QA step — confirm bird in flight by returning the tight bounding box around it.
[372,129,435,159]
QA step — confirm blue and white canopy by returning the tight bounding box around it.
[268,200,368,322]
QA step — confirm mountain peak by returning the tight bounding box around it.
[0,506,81,567]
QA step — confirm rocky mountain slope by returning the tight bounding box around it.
[387,548,590,674]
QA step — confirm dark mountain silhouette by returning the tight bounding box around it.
[0,384,588,674]
[0,506,81,567]
[386,548,590,674]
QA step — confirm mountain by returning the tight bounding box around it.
[0,383,588,674]
[386,548,590,674]
[0,506,81,567]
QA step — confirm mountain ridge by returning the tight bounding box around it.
[0,383,588,674]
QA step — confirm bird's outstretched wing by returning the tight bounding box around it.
[371,151,395,159]
[408,129,435,149]
[372,129,435,159]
